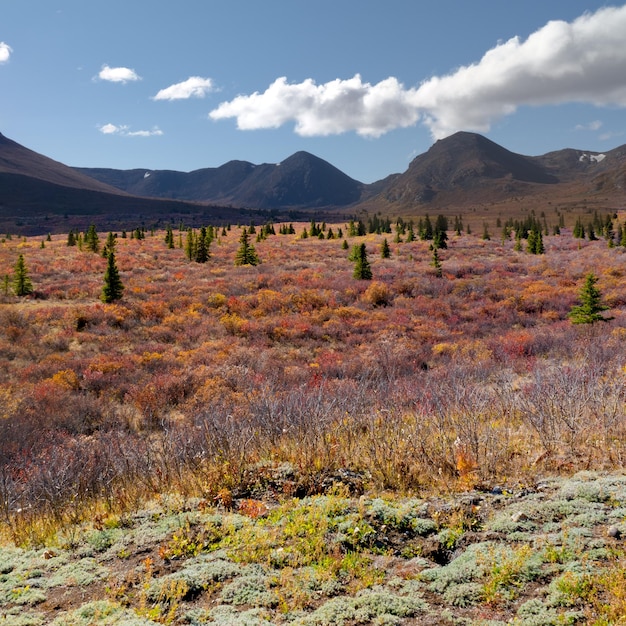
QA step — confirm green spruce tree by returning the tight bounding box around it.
[195,226,210,263]
[101,251,124,303]
[84,224,99,252]
[165,225,175,249]
[380,238,391,258]
[352,243,372,280]
[102,231,117,257]
[568,272,612,324]
[185,228,196,261]
[431,246,443,277]
[13,254,33,296]
[234,227,260,266]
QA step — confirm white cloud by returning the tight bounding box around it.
[0,42,12,64]
[127,128,164,137]
[209,4,626,141]
[153,76,215,101]
[575,120,603,131]
[97,64,141,83]
[99,123,127,135]
[210,75,420,137]
[413,5,626,139]
[599,130,623,142]
[98,123,162,137]
[574,120,602,131]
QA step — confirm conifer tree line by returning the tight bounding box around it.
[573,210,625,246]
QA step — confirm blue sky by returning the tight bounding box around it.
[1,1,625,183]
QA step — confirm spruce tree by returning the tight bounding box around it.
[101,251,124,303]
[234,227,260,266]
[185,228,196,261]
[195,227,210,263]
[587,223,597,241]
[482,222,491,240]
[13,254,33,296]
[380,238,391,258]
[433,215,448,248]
[573,217,585,239]
[165,225,175,249]
[431,246,443,277]
[67,230,76,246]
[102,231,117,257]
[84,224,99,252]
[568,273,612,324]
[352,243,372,280]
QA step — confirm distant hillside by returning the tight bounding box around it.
[77,151,365,209]
[0,133,253,235]
[3,128,626,234]
[364,132,626,215]
[78,131,626,219]
[0,133,129,195]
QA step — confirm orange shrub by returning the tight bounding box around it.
[362,281,391,307]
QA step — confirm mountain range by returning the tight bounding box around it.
[1,129,625,234]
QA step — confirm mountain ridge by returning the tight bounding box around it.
[2,129,625,234]
[75,131,625,213]
[0,132,252,235]
[76,150,365,209]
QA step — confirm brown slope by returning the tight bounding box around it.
[0,132,128,194]
[377,131,557,207]
[0,133,249,235]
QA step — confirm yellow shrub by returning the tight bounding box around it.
[362,281,391,307]
[48,369,79,390]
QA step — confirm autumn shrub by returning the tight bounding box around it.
[362,281,391,307]
[1,223,626,544]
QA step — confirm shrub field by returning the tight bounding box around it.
[0,216,625,623]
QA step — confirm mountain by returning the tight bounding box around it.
[3,129,626,235]
[0,132,129,195]
[76,151,365,209]
[366,131,626,213]
[374,131,559,206]
[0,133,249,234]
[77,131,626,218]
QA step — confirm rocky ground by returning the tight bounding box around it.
[1,470,626,625]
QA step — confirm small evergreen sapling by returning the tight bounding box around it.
[431,246,443,277]
[568,272,612,324]
[84,224,99,252]
[352,243,372,280]
[101,251,124,303]
[195,227,210,263]
[234,227,260,266]
[13,254,33,296]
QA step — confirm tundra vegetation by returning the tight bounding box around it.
[0,212,626,624]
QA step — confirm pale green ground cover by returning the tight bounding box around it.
[1,471,625,625]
